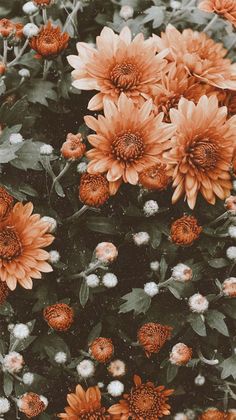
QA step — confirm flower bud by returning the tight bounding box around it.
[119,5,134,20]
[222,277,236,297]
[95,242,118,264]
[89,337,114,363]
[23,23,39,38]
[172,263,193,282]
[188,293,209,313]
[194,373,205,386]
[22,1,38,14]
[170,343,192,366]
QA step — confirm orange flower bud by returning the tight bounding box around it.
[30,21,69,59]
[89,337,114,363]
[169,343,192,366]
[0,62,6,75]
[61,133,86,160]
[139,163,171,191]
[79,173,110,207]
[18,393,45,418]
[43,303,74,331]
[170,215,202,246]
[137,322,172,357]
[199,408,227,420]
[0,19,23,39]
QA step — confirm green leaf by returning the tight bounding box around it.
[87,322,102,345]
[149,227,162,249]
[0,97,28,126]
[86,216,122,235]
[24,80,57,106]
[79,280,89,308]
[188,313,206,336]
[11,140,45,171]
[222,300,236,319]
[143,6,165,28]
[0,302,13,316]
[208,258,229,268]
[220,355,236,379]
[206,310,229,336]
[32,334,70,360]
[0,140,23,163]
[160,256,168,282]
[3,373,13,397]
[166,363,179,383]
[119,288,151,315]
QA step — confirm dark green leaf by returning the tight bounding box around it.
[206,310,229,336]
[79,280,89,308]
[119,288,151,315]
[188,313,206,336]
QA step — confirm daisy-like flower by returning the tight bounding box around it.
[85,94,175,194]
[0,202,54,290]
[67,26,169,110]
[199,0,236,27]
[154,24,236,90]
[137,322,172,358]
[108,375,174,419]
[58,384,109,419]
[164,96,236,209]
[30,21,69,59]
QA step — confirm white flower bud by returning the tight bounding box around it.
[188,293,209,313]
[228,225,236,239]
[86,274,100,288]
[143,200,159,217]
[22,372,34,385]
[144,282,159,297]
[9,133,23,145]
[97,382,104,388]
[133,231,150,246]
[226,245,236,260]
[174,414,188,420]
[0,397,10,414]
[77,162,87,173]
[12,323,30,339]
[40,144,54,155]
[19,68,30,78]
[119,5,134,20]
[102,273,118,288]
[222,277,236,297]
[108,359,126,377]
[22,1,38,15]
[40,396,48,408]
[23,23,39,38]
[54,351,67,364]
[3,352,24,373]
[48,250,60,264]
[150,261,159,271]
[172,263,193,282]
[41,216,57,233]
[194,373,205,386]
[76,359,95,378]
[107,380,124,397]
[170,0,182,9]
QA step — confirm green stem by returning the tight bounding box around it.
[158,277,173,288]
[208,212,228,226]
[3,39,8,65]
[197,349,219,365]
[69,260,105,280]
[203,14,218,32]
[50,161,72,196]
[65,205,90,222]
[42,8,47,24]
[8,39,29,68]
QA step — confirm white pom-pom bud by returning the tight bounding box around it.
[23,23,39,38]
[19,68,30,78]
[188,293,209,313]
[194,373,205,386]
[0,397,10,414]
[9,133,23,145]
[150,261,159,271]
[22,372,34,385]
[86,274,100,288]
[22,1,38,15]
[76,359,95,378]
[12,323,30,340]
[40,144,54,155]
[172,263,193,282]
[77,162,87,173]
[174,414,188,420]
[54,351,67,364]
[143,200,159,217]
[144,282,159,297]
[226,246,236,260]
[133,232,150,246]
[48,250,60,264]
[102,273,118,288]
[170,0,182,9]
[119,5,134,20]
[41,216,57,233]
[107,380,124,397]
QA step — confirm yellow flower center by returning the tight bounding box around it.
[0,228,22,260]
[110,61,140,90]
[112,131,144,163]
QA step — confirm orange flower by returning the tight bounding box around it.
[58,384,110,419]
[164,96,236,209]
[139,163,171,191]
[33,0,54,5]
[89,337,114,363]
[61,133,86,160]
[0,19,23,39]
[169,343,192,366]
[108,375,174,420]
[0,63,6,75]
[199,408,227,420]
[67,26,169,110]
[79,173,110,207]
[154,25,236,90]
[0,280,9,304]
[0,186,14,221]
[85,94,174,195]
[137,323,172,357]
[18,393,45,418]
[227,410,236,420]
[43,303,74,331]
[0,202,53,290]
[30,21,69,59]
[170,215,202,246]
[199,0,236,27]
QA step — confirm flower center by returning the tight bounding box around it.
[110,61,140,90]
[112,132,144,163]
[44,36,56,44]
[0,228,22,260]
[189,139,218,171]
[130,386,159,416]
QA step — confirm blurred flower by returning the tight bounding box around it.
[18,393,45,418]
[169,343,192,366]
[85,94,174,194]
[23,23,39,38]
[61,133,86,160]
[58,384,109,419]
[172,263,193,282]
[194,373,205,386]
[22,372,34,385]
[76,360,95,378]
[0,19,23,39]
[33,0,54,5]
[30,21,69,59]
[95,242,118,264]
[144,281,159,297]
[0,202,54,290]
[107,380,124,397]
[154,25,236,90]
[12,323,30,339]
[0,280,9,304]
[39,396,48,408]
[0,186,14,221]
[119,5,134,20]
[170,215,202,246]
[48,250,60,264]
[23,1,38,14]
[67,26,168,110]
[108,375,174,419]
[170,0,181,8]
[174,414,188,420]
[223,277,236,297]
[86,273,100,288]
[188,293,209,313]
[143,200,159,217]
[77,161,87,173]
[0,397,10,414]
[43,303,74,331]
[41,216,57,233]
[150,261,160,271]
[139,163,171,191]
[0,63,6,75]
[9,133,23,145]
[225,196,236,214]
[108,359,126,377]
[137,322,172,357]
[54,351,67,364]
[199,0,236,27]
[102,272,118,288]
[3,352,24,373]
[228,225,236,238]
[199,408,226,419]
[89,337,114,363]
[40,144,53,155]
[226,246,236,260]
[133,231,150,246]
[227,409,236,420]
[19,68,30,78]
[79,173,110,207]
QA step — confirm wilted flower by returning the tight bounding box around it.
[107,380,124,397]
[76,359,95,378]
[222,277,236,297]
[170,215,202,246]
[133,231,150,246]
[0,19,23,39]
[199,408,226,420]
[95,242,118,263]
[108,375,174,419]
[137,322,172,357]
[0,397,10,414]
[79,173,110,207]
[3,352,24,373]
[172,264,193,282]
[188,293,209,313]
[102,272,118,288]
[43,303,74,331]
[195,373,205,386]
[199,0,236,27]
[89,337,114,363]
[139,163,171,191]
[108,359,126,377]
[30,21,69,59]
[18,393,45,418]
[169,343,192,366]
[144,282,159,297]
[0,186,14,221]
[12,323,30,339]
[61,133,86,160]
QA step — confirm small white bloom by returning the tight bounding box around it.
[108,359,126,377]
[107,380,124,397]
[223,277,236,297]
[185,410,195,420]
[143,200,159,217]
[40,144,54,155]
[102,273,118,288]
[119,5,134,20]
[54,351,67,364]
[3,352,24,373]
[227,246,236,260]
[12,323,30,340]
[40,395,48,408]
[194,374,205,386]
[76,359,95,378]
[8,323,14,332]
[150,261,159,271]
[97,382,104,388]
[9,133,23,145]
[18,68,30,78]
[188,293,209,313]
[228,225,236,239]
[48,250,60,264]
[144,282,159,297]
[22,372,34,385]
[0,397,10,414]
[41,216,57,233]
[23,23,39,38]
[95,242,118,263]
[86,274,100,288]
[174,414,188,420]
[172,263,193,282]
[77,162,87,173]
[170,0,182,9]
[22,1,38,15]
[133,231,150,246]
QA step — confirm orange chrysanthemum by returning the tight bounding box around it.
[18,393,45,418]
[0,19,23,39]
[169,343,192,366]
[0,202,54,290]
[199,408,227,420]
[139,162,171,191]
[67,26,169,110]
[0,62,6,75]
[89,337,114,363]
[137,323,172,358]
[227,410,236,420]
[0,280,9,304]
[33,0,54,5]
[79,173,110,207]
[58,384,110,419]
[199,0,236,27]
[43,303,74,331]
[61,133,86,160]
[154,25,236,90]
[170,215,202,246]
[85,94,174,195]
[164,96,236,209]
[108,375,174,420]
[0,186,14,221]
[30,21,69,59]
